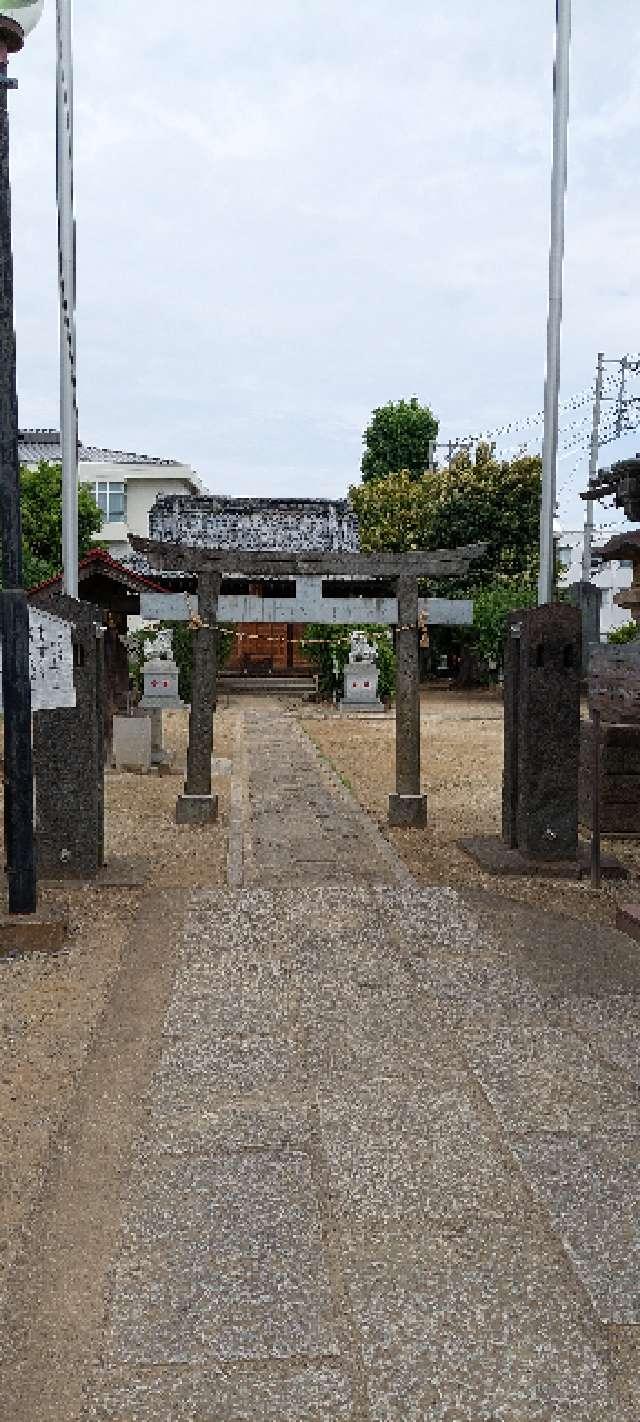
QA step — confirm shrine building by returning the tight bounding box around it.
[144,493,366,680]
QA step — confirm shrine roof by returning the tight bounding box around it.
[600,531,640,563]
[27,547,168,597]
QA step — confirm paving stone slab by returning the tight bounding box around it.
[151,1030,298,1101]
[318,1071,530,1227]
[86,1363,353,1421]
[512,1133,640,1323]
[609,1324,640,1416]
[145,1091,309,1157]
[553,992,640,1086]
[463,1007,640,1134]
[342,1225,611,1417]
[105,1154,339,1366]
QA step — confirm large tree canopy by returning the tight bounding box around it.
[361,397,439,484]
[351,442,542,594]
[18,461,103,588]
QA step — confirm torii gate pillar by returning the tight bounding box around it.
[176,571,220,825]
[389,575,427,826]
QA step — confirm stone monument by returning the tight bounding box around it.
[580,641,640,835]
[459,603,610,876]
[341,630,384,713]
[30,595,105,880]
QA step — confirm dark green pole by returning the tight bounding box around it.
[0,23,37,914]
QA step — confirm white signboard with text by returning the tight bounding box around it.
[0,607,76,712]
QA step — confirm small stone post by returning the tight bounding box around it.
[176,571,220,825]
[389,575,427,826]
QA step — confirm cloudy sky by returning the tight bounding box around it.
[10,0,640,527]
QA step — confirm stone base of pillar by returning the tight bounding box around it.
[175,793,219,826]
[388,793,428,827]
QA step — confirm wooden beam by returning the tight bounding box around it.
[130,536,488,581]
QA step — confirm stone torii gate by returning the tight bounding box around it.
[132,538,487,827]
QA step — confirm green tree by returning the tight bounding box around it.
[361,397,439,484]
[19,461,103,587]
[608,621,639,645]
[470,578,538,664]
[352,443,542,594]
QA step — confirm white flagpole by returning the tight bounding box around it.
[57,0,78,597]
[538,0,571,605]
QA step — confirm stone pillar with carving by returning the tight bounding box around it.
[176,572,220,825]
[389,576,427,826]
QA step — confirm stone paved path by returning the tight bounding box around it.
[62,708,640,1416]
[239,704,409,886]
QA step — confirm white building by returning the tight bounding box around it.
[18,430,204,560]
[556,527,634,639]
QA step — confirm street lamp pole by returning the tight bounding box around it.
[538,0,571,606]
[0,10,37,913]
[57,0,78,598]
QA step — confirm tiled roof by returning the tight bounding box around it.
[27,547,168,597]
[153,493,354,514]
[18,429,182,468]
[119,551,189,584]
[600,532,640,563]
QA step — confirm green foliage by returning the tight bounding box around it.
[128,621,234,702]
[19,461,103,587]
[470,578,538,664]
[301,625,396,702]
[352,443,542,595]
[361,397,439,484]
[608,621,640,645]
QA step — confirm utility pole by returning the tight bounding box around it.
[582,351,604,582]
[57,0,78,598]
[538,0,571,606]
[615,354,628,439]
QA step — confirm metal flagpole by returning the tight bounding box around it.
[538,0,571,606]
[57,0,78,598]
[582,351,604,582]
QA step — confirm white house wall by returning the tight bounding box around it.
[78,463,200,556]
[557,528,633,639]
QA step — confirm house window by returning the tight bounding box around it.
[94,480,126,523]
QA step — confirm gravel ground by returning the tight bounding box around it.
[0,706,232,1311]
[301,688,640,926]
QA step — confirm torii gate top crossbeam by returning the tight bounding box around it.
[130,537,488,581]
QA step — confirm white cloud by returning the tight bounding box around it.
[7,0,640,525]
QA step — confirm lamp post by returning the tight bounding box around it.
[0,0,43,914]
